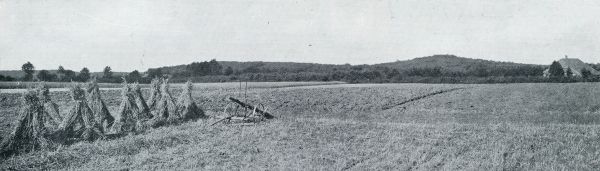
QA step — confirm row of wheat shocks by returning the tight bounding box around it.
[0,78,206,157]
[145,78,207,127]
[0,85,54,157]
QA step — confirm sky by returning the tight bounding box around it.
[1,0,600,72]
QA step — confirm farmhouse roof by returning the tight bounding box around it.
[558,58,600,75]
[543,58,600,77]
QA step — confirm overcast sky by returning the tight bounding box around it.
[1,0,600,72]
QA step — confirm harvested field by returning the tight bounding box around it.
[1,82,600,170]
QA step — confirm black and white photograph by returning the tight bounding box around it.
[1,0,600,170]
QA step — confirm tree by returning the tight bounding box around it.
[565,67,573,78]
[103,66,113,79]
[57,66,66,81]
[187,62,208,76]
[387,69,401,80]
[186,59,224,76]
[147,68,163,78]
[21,61,35,81]
[62,70,76,82]
[58,66,65,74]
[224,66,234,76]
[208,59,223,75]
[77,67,91,82]
[243,65,261,73]
[36,70,56,81]
[0,74,14,81]
[548,61,564,79]
[127,70,142,82]
[581,68,592,80]
[470,64,488,77]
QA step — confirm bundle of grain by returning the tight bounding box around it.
[58,85,105,142]
[111,84,140,134]
[36,84,62,130]
[85,79,114,131]
[175,81,206,121]
[131,83,152,119]
[151,79,179,124]
[147,78,162,111]
[0,90,52,157]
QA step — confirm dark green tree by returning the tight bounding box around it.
[548,61,564,79]
[127,70,142,82]
[208,59,223,75]
[103,66,113,79]
[63,70,76,82]
[58,66,65,74]
[57,66,66,81]
[581,68,592,80]
[21,61,35,81]
[36,70,56,81]
[224,66,234,76]
[77,67,91,82]
[0,74,14,81]
[147,68,163,78]
[187,62,208,76]
[387,69,401,80]
[186,59,223,76]
[565,67,573,78]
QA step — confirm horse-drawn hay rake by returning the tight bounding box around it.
[211,81,275,126]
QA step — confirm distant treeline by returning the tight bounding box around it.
[3,56,600,84]
[162,65,557,84]
[0,74,16,81]
[150,58,600,84]
[0,62,148,83]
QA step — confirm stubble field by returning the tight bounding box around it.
[1,82,600,170]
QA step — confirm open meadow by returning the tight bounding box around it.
[1,82,600,170]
